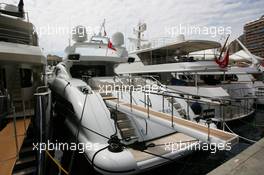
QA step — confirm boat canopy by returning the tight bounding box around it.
[115,60,225,74]
[133,40,221,65]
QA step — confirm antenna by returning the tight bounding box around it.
[99,19,106,36]
[129,22,147,50]
[68,18,71,46]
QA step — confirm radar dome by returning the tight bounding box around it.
[112,32,124,46]
[72,25,87,42]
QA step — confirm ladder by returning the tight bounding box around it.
[115,112,138,141]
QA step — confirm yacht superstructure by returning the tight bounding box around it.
[115,24,256,122]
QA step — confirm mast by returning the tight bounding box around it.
[128,22,147,50]
[98,19,106,36]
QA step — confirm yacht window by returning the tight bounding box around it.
[222,74,238,81]
[200,75,221,85]
[252,73,263,81]
[70,65,106,78]
[0,68,6,89]
[20,69,33,88]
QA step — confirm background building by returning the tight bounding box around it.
[244,15,264,58]
[47,54,62,66]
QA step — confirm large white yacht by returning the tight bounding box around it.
[115,23,255,123]
[0,1,46,175]
[49,24,238,174]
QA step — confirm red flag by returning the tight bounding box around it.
[260,60,264,67]
[215,48,229,68]
[108,40,116,51]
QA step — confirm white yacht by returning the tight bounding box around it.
[49,25,238,174]
[229,39,264,105]
[0,1,46,175]
[115,24,255,123]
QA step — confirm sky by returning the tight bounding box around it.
[2,0,264,56]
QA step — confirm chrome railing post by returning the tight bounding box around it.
[144,91,146,108]
[144,119,148,135]
[187,95,190,119]
[117,91,120,106]
[147,95,150,119]
[22,100,26,135]
[171,96,174,127]
[162,93,165,113]
[129,76,132,111]
[221,103,225,131]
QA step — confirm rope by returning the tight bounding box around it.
[224,122,257,143]
[45,150,69,175]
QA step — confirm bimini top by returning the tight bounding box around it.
[115,60,225,74]
[133,40,221,65]
[115,39,224,74]
[133,40,220,55]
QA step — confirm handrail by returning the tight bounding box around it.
[113,75,256,128]
[115,74,233,103]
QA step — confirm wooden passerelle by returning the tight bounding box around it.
[0,118,30,175]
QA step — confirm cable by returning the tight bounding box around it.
[153,139,199,147]
[224,122,257,143]
[91,145,109,170]
[81,125,110,140]
[45,150,69,175]
[63,82,70,94]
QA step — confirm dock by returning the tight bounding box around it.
[208,137,264,175]
[0,118,31,175]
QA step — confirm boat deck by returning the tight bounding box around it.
[105,98,238,145]
[129,132,198,162]
[0,118,31,175]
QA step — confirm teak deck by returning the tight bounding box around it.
[129,132,198,162]
[123,103,234,141]
[106,98,237,142]
[0,118,31,175]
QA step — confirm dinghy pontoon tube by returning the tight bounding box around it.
[50,62,238,175]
